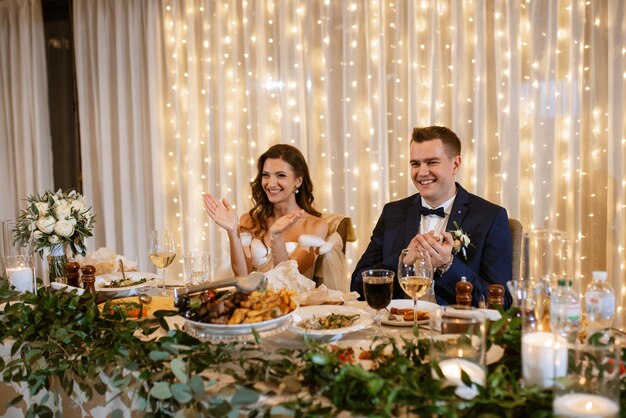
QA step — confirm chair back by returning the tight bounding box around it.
[313,214,356,289]
[509,218,523,281]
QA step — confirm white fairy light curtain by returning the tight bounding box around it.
[72,0,625,327]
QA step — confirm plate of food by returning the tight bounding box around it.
[179,288,298,341]
[290,305,373,336]
[381,299,441,327]
[99,296,176,320]
[95,272,160,294]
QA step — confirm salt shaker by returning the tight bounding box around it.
[487,284,505,308]
[81,265,97,294]
[455,276,473,306]
[65,260,81,288]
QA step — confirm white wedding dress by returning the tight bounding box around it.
[238,231,347,289]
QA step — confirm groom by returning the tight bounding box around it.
[351,126,513,307]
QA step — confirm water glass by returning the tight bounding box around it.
[552,331,620,417]
[429,306,487,399]
[4,255,36,293]
[183,251,211,285]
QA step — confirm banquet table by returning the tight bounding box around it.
[0,292,452,417]
[0,284,565,418]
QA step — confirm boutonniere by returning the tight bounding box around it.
[448,221,474,259]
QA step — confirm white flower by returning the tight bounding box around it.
[49,235,60,244]
[32,230,43,240]
[35,202,49,216]
[28,221,37,231]
[460,234,471,246]
[36,216,56,234]
[54,202,72,220]
[70,199,85,213]
[54,220,75,237]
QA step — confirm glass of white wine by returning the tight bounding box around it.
[398,248,433,334]
[148,230,176,295]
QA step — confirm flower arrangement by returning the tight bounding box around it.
[448,221,474,259]
[14,189,95,257]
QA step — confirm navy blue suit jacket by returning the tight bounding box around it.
[351,183,513,308]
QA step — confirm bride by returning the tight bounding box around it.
[203,144,328,279]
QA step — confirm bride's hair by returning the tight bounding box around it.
[243,144,321,241]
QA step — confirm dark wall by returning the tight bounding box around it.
[42,0,82,193]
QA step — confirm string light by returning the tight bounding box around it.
[158,0,624,327]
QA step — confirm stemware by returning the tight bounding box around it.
[148,230,176,295]
[398,248,434,333]
[362,269,395,336]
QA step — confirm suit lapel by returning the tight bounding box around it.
[447,183,469,230]
[406,195,422,244]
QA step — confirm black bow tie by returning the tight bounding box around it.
[421,207,445,217]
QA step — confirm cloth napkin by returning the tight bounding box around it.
[76,247,138,276]
[264,261,360,305]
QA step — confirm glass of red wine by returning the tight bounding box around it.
[362,269,395,336]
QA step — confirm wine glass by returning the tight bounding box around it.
[398,248,434,334]
[148,230,176,295]
[362,269,395,336]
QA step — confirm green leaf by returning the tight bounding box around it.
[149,350,170,361]
[149,382,172,400]
[189,375,204,395]
[170,358,188,384]
[171,383,193,403]
[230,386,260,405]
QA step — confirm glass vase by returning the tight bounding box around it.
[47,244,68,284]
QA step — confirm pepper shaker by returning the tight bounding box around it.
[81,265,97,294]
[487,284,505,309]
[65,260,81,288]
[456,276,473,306]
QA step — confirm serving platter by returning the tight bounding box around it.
[290,305,373,336]
[381,299,441,327]
[183,310,294,342]
[95,272,160,297]
[98,296,176,321]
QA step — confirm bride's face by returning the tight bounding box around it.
[261,158,303,204]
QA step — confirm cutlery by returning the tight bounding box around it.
[172,272,267,299]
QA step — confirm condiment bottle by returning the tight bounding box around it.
[65,260,81,288]
[81,265,97,294]
[456,276,473,306]
[487,284,505,308]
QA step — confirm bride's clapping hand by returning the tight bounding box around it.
[270,210,303,236]
[202,193,238,232]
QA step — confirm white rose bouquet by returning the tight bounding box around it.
[14,189,96,257]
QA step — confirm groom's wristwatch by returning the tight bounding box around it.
[438,254,454,275]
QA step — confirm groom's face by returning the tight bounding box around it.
[410,138,461,207]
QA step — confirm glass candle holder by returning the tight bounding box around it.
[553,331,620,418]
[429,306,487,399]
[4,254,36,293]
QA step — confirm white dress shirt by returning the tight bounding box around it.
[419,194,456,237]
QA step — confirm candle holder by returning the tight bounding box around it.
[429,306,487,399]
[4,254,36,293]
[552,330,620,418]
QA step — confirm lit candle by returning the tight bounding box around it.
[435,358,486,399]
[553,393,619,418]
[522,331,568,388]
[7,267,35,293]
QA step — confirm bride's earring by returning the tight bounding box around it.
[295,187,299,194]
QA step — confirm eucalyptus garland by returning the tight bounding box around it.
[0,281,624,418]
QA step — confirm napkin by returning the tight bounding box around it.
[263,261,359,305]
[292,285,360,306]
[76,247,138,276]
[265,260,316,293]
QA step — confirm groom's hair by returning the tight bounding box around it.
[411,126,461,158]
